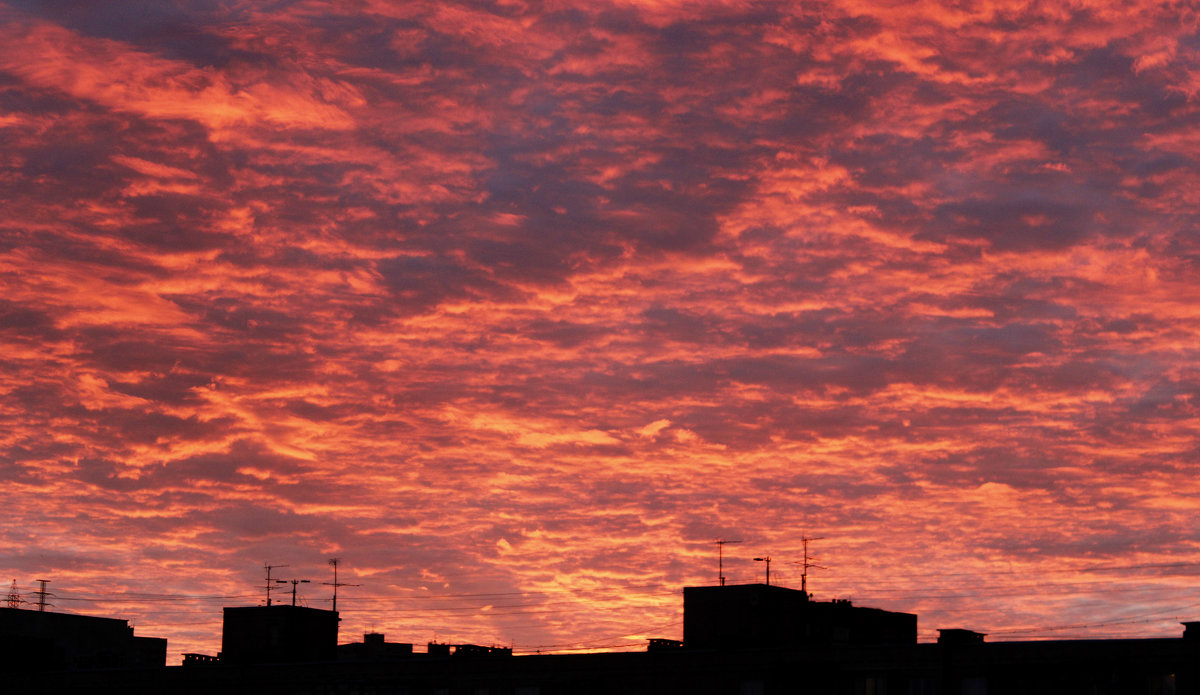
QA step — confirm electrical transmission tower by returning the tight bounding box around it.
[6,579,21,609]
[32,579,52,612]
[323,558,359,612]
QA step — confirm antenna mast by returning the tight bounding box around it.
[753,556,772,585]
[6,579,21,609]
[323,558,359,612]
[713,539,742,586]
[276,578,310,606]
[264,563,289,606]
[800,536,827,594]
[32,579,52,612]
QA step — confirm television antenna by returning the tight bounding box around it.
[323,558,360,612]
[264,564,289,606]
[713,539,742,586]
[798,536,826,594]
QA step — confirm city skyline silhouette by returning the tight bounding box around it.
[5,575,1199,693]
[3,0,1199,666]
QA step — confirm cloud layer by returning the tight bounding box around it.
[2,0,1199,659]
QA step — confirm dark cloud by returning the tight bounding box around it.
[0,300,61,340]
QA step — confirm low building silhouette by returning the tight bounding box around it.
[427,641,512,658]
[0,606,165,673]
[448,642,513,657]
[336,632,413,661]
[684,583,917,648]
[938,627,987,645]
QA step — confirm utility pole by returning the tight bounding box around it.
[276,578,310,606]
[799,536,826,595]
[32,579,52,612]
[323,558,359,612]
[753,556,772,586]
[264,563,289,606]
[6,579,21,609]
[713,540,742,586]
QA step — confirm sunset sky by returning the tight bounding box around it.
[2,0,1200,662]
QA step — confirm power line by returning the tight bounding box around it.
[20,559,1193,603]
[990,613,1200,637]
[35,583,1199,616]
[51,594,257,603]
[824,561,1200,584]
[836,578,1200,601]
[337,604,674,618]
[514,642,646,654]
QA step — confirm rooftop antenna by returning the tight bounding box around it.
[264,563,289,606]
[323,558,359,612]
[713,540,742,586]
[276,578,310,606]
[6,579,21,609]
[799,536,826,595]
[33,579,52,612]
[753,556,772,586]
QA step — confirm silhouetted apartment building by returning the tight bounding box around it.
[683,583,917,648]
[0,606,165,673]
[220,604,339,664]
